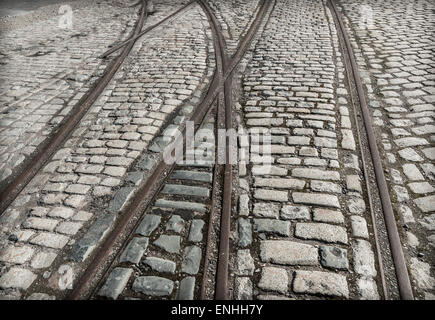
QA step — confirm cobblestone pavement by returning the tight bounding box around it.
[0,0,433,300]
[0,0,213,300]
[232,0,381,300]
[337,0,435,300]
[206,0,261,55]
[0,1,140,184]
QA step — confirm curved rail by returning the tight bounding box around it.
[0,1,149,216]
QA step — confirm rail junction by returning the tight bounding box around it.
[0,0,433,300]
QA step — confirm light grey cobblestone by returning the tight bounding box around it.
[293,270,349,298]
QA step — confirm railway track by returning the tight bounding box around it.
[0,0,422,301]
[0,0,148,216]
[0,0,196,216]
[66,0,271,300]
[327,0,414,300]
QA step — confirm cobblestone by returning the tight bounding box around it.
[119,237,149,264]
[0,245,34,264]
[260,240,318,266]
[1,0,432,301]
[177,277,195,300]
[295,223,348,244]
[293,270,349,298]
[254,219,291,237]
[98,268,132,300]
[154,235,181,254]
[258,267,288,294]
[320,245,349,270]
[144,257,176,274]
[353,240,377,277]
[0,267,37,290]
[132,276,174,297]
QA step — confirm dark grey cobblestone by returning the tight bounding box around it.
[119,237,149,264]
[132,276,174,297]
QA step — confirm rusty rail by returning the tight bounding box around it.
[329,0,414,300]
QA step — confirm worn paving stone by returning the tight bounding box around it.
[47,207,75,219]
[155,199,207,213]
[98,268,133,300]
[69,214,116,262]
[166,215,185,233]
[292,168,340,181]
[350,216,369,239]
[254,178,305,189]
[353,240,377,277]
[310,180,341,193]
[0,267,37,290]
[0,246,34,264]
[252,165,287,176]
[258,267,288,294]
[260,240,318,265]
[162,184,210,198]
[30,251,57,269]
[188,219,205,242]
[22,217,58,232]
[55,221,83,236]
[171,170,212,183]
[320,245,349,270]
[238,218,252,247]
[132,276,174,297]
[238,194,250,216]
[237,249,255,276]
[235,277,253,300]
[144,257,176,274]
[30,232,70,250]
[312,208,344,224]
[254,219,290,236]
[347,197,366,214]
[408,182,435,194]
[280,205,310,220]
[108,187,135,214]
[181,246,202,275]
[346,175,362,193]
[154,235,181,254]
[295,223,348,244]
[293,270,349,298]
[357,277,380,300]
[26,293,56,300]
[414,195,435,213]
[254,189,288,202]
[253,203,280,218]
[398,148,424,162]
[292,192,340,208]
[136,214,161,236]
[409,257,435,291]
[176,277,195,300]
[119,237,149,264]
[394,137,429,148]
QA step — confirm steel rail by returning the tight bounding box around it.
[195,0,231,301]
[0,1,148,217]
[322,0,389,299]
[68,0,271,300]
[335,19,389,299]
[100,0,197,59]
[329,0,414,300]
[67,2,226,299]
[198,0,272,300]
